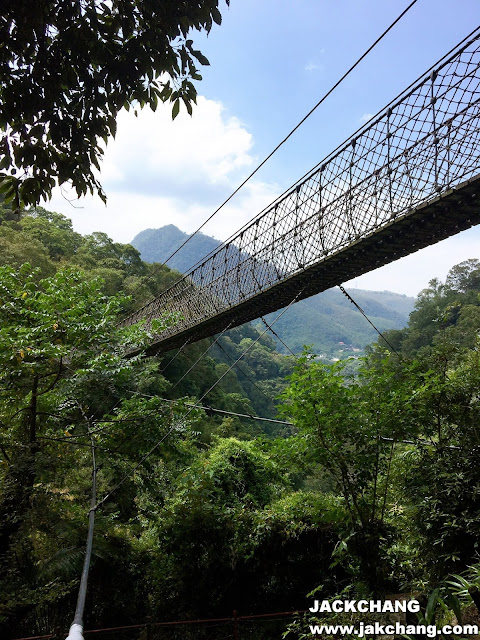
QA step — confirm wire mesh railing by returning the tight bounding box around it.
[123,27,480,347]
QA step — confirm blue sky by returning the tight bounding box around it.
[47,0,480,296]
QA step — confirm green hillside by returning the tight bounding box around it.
[260,287,415,357]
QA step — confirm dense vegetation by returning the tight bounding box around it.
[1,204,479,639]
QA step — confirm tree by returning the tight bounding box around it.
[403,340,480,580]
[0,263,180,634]
[279,352,433,592]
[0,0,230,210]
[445,259,480,294]
[146,438,345,619]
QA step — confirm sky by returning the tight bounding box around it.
[45,0,480,297]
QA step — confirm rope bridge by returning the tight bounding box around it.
[124,28,480,354]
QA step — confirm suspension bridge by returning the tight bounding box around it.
[124,28,480,356]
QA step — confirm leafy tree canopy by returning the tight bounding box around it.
[0,0,229,210]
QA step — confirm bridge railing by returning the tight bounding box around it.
[124,27,480,340]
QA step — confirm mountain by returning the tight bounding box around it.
[258,288,414,357]
[131,225,221,274]
[131,225,415,357]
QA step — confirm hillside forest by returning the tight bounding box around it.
[1,204,480,638]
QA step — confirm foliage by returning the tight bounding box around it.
[372,260,480,582]
[0,207,182,309]
[381,259,480,357]
[0,263,183,634]
[283,585,382,640]
[404,344,480,579]
[0,202,479,634]
[279,354,419,547]
[146,441,348,619]
[0,0,229,209]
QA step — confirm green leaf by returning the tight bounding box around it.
[182,97,193,116]
[425,588,440,623]
[191,50,210,66]
[172,99,180,120]
[212,7,222,25]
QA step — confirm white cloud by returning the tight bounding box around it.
[46,96,280,243]
[304,48,325,72]
[102,96,254,190]
[305,62,321,72]
[49,179,279,245]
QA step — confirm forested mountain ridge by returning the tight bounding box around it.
[131,224,221,273]
[1,200,480,639]
[260,287,414,357]
[131,224,415,356]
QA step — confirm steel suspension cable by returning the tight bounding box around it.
[338,285,401,356]
[261,317,298,358]
[168,322,234,391]
[215,339,275,404]
[259,299,446,451]
[159,338,191,374]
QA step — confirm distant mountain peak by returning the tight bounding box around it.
[131,224,221,273]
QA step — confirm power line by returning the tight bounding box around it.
[39,396,293,438]
[127,0,419,309]
[149,396,293,427]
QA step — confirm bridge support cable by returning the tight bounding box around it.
[260,287,400,361]
[168,322,234,392]
[338,286,401,356]
[127,0,419,301]
[214,339,276,405]
[122,27,480,355]
[261,317,298,358]
[159,337,191,374]
[259,308,458,452]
